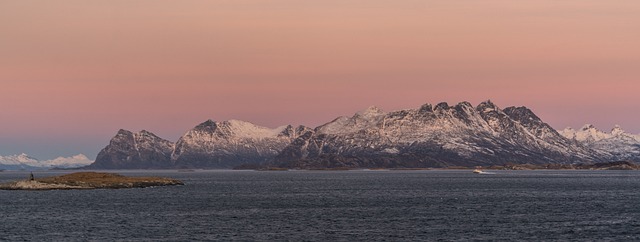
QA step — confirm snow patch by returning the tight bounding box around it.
[383,148,400,154]
[224,120,286,139]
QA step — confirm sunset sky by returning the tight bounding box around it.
[1,0,639,159]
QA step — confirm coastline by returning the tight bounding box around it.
[0,172,184,190]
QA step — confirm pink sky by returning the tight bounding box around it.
[1,0,639,159]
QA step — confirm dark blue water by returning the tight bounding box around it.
[1,170,640,241]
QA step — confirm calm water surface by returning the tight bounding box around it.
[1,170,640,241]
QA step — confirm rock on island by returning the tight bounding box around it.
[0,172,184,190]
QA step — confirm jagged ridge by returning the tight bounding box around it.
[91,121,311,169]
[560,125,640,162]
[171,120,311,168]
[90,101,638,169]
[271,101,600,168]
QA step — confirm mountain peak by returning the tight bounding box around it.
[356,106,385,117]
[194,119,217,130]
[477,100,498,112]
[419,103,433,113]
[18,153,31,158]
[503,106,539,121]
[456,101,473,108]
[117,129,133,136]
[434,102,450,111]
[138,130,154,135]
[453,101,475,114]
[611,125,625,136]
[581,124,596,131]
[561,124,610,143]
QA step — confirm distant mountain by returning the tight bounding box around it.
[271,101,599,168]
[91,121,311,169]
[560,125,640,162]
[171,120,311,168]
[88,130,175,169]
[0,153,93,170]
[89,101,639,169]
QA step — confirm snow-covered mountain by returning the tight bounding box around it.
[89,101,639,169]
[271,101,601,168]
[560,125,640,162]
[88,129,175,169]
[171,120,311,168]
[91,121,311,169]
[0,153,93,170]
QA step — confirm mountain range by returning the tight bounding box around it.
[0,153,93,170]
[87,101,640,169]
[559,125,640,162]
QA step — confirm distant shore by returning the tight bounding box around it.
[230,160,640,171]
[2,160,635,172]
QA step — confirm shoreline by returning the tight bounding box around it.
[0,172,184,190]
[2,160,637,173]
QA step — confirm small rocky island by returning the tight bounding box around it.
[0,172,183,190]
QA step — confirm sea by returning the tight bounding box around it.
[1,170,640,241]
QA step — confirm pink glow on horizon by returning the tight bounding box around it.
[1,0,640,158]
